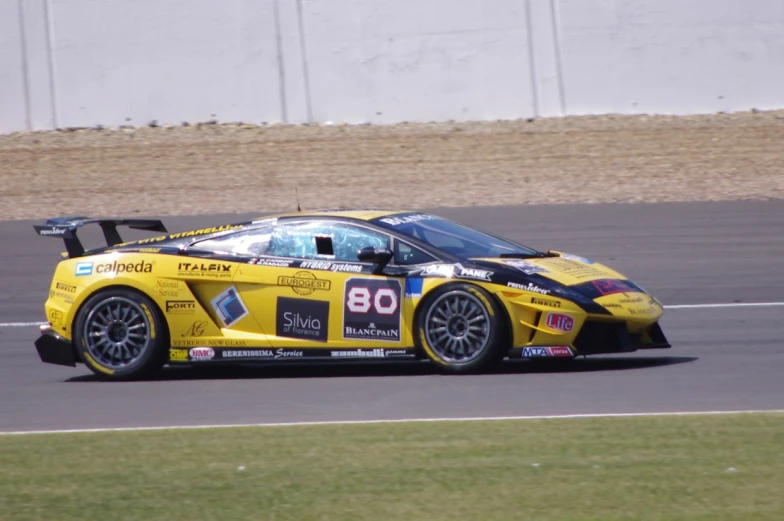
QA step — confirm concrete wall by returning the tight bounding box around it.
[2,0,784,133]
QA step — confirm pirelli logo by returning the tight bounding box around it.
[277,271,331,296]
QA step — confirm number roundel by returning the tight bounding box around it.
[346,286,398,315]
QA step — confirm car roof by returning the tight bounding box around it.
[251,208,412,222]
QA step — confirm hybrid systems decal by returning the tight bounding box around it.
[275,297,329,342]
[211,287,249,327]
[343,278,402,342]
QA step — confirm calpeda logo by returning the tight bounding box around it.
[277,271,331,296]
[95,260,153,274]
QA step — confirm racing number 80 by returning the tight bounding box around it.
[346,286,398,315]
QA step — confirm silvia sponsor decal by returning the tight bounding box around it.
[189,347,215,361]
[277,271,331,295]
[343,278,403,342]
[211,287,249,327]
[75,262,93,276]
[299,260,363,273]
[508,281,550,295]
[504,260,549,275]
[165,300,196,314]
[276,297,329,342]
[177,262,232,279]
[545,313,574,332]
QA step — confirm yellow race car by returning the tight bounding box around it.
[34,209,670,380]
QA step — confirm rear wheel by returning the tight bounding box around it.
[74,288,168,380]
[415,283,505,374]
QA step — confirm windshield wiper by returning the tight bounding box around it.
[499,251,559,259]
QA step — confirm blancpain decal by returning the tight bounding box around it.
[508,281,550,295]
[344,323,400,340]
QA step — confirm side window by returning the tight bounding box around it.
[267,221,391,261]
[191,227,273,256]
[394,240,437,266]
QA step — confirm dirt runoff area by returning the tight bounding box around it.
[1,110,783,221]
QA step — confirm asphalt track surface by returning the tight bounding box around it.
[1,201,783,433]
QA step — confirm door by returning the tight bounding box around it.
[236,220,409,351]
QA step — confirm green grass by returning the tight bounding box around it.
[2,413,782,521]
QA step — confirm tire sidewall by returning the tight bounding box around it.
[74,287,168,379]
[415,282,505,373]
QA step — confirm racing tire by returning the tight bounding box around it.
[73,287,169,380]
[415,283,506,374]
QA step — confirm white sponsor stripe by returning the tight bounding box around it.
[1,409,782,436]
[1,301,784,328]
[663,302,784,309]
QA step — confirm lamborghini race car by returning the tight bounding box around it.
[34,209,670,379]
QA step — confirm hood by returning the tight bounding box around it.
[472,252,626,286]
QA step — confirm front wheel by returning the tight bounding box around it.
[73,288,168,380]
[415,283,506,374]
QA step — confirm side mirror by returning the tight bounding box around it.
[357,246,394,275]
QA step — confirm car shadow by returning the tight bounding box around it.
[65,355,698,382]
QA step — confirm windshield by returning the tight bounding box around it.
[373,213,539,259]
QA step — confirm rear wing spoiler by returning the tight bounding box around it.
[33,216,168,258]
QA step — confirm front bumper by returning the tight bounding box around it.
[35,325,77,367]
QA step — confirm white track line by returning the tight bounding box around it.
[665,302,784,309]
[2,301,784,328]
[1,409,782,436]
